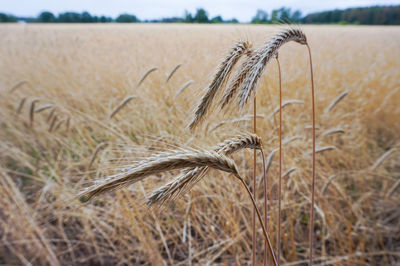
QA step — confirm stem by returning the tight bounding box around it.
[275,55,283,264]
[261,148,268,266]
[236,174,278,266]
[306,44,316,266]
[252,95,257,265]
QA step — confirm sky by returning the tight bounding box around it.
[2,0,400,22]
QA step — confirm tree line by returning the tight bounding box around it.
[251,6,400,25]
[303,5,400,25]
[0,9,236,23]
[0,5,399,24]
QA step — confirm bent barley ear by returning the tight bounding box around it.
[29,98,39,127]
[166,63,182,83]
[220,28,307,111]
[137,67,158,87]
[110,96,137,119]
[237,28,308,109]
[78,150,239,202]
[147,133,262,206]
[189,40,252,129]
[16,97,27,115]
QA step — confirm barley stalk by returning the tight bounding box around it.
[307,43,316,266]
[276,54,283,264]
[252,96,257,266]
[235,173,278,266]
[261,147,269,265]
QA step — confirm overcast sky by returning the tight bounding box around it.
[2,0,400,22]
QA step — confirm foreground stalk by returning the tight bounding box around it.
[306,44,316,266]
[252,96,257,265]
[276,55,283,264]
[261,148,269,266]
[236,173,278,266]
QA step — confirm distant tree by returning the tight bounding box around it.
[291,10,302,22]
[279,7,291,21]
[270,7,292,22]
[81,11,93,23]
[184,10,193,22]
[271,9,279,22]
[37,11,56,22]
[99,16,112,23]
[226,18,239,24]
[0,13,8,22]
[161,17,184,23]
[194,8,209,23]
[58,12,82,23]
[2,4,399,25]
[116,13,139,23]
[0,13,18,22]
[267,7,302,23]
[302,5,400,25]
[211,15,223,23]
[251,9,269,23]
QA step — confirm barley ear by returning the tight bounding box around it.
[79,151,238,202]
[238,28,307,109]
[166,64,182,83]
[189,40,252,129]
[110,96,137,119]
[16,97,27,115]
[29,99,39,127]
[9,80,28,93]
[137,67,158,87]
[147,133,262,206]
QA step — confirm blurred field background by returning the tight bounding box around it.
[0,24,399,265]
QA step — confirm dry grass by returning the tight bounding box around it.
[0,24,399,265]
